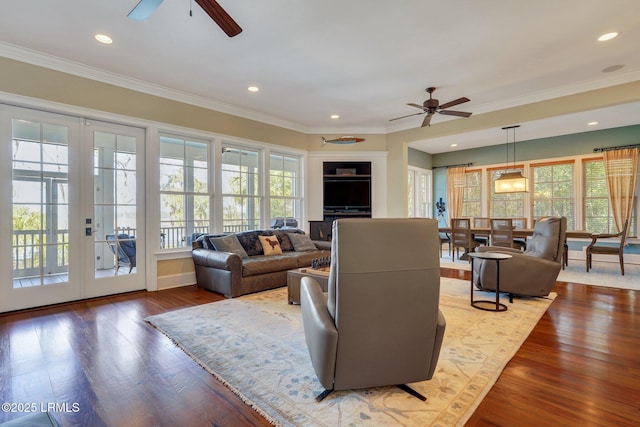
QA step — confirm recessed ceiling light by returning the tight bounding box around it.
[330,114,340,119]
[598,32,618,42]
[94,34,113,44]
[588,121,599,126]
[450,143,458,147]
[247,86,259,92]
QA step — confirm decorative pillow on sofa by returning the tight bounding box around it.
[209,235,249,259]
[258,235,283,256]
[286,232,317,252]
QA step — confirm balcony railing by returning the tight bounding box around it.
[12,222,293,278]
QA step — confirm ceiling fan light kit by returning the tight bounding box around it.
[495,125,529,194]
[389,87,472,127]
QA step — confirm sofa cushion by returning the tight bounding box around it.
[259,235,283,256]
[209,235,249,259]
[287,232,317,252]
[242,254,298,276]
[236,230,275,256]
[272,230,292,251]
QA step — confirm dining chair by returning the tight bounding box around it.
[490,218,514,248]
[473,217,491,246]
[586,218,629,275]
[451,218,480,261]
[511,217,527,250]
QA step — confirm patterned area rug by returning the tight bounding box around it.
[146,279,555,426]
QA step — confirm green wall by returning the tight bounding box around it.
[432,124,640,167]
[408,147,433,169]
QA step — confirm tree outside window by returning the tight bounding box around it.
[159,135,210,248]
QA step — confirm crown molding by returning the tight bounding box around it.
[0,41,311,134]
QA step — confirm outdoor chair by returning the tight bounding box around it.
[106,233,137,274]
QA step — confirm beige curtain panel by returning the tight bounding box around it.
[603,147,639,233]
[446,166,467,220]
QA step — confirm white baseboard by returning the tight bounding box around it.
[157,272,196,290]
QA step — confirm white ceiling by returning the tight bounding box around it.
[1,0,639,154]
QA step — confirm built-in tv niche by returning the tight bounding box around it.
[322,161,372,221]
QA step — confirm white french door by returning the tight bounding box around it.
[0,106,145,312]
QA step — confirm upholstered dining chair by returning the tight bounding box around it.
[451,218,480,261]
[106,233,137,274]
[511,217,528,250]
[473,217,491,246]
[300,218,446,402]
[586,218,629,276]
[490,218,515,248]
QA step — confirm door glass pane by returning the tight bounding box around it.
[12,119,69,288]
[94,131,137,276]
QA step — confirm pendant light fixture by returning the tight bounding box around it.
[494,125,528,193]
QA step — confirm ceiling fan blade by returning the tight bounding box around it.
[407,103,427,111]
[195,0,243,37]
[439,110,472,118]
[128,0,164,20]
[438,97,470,110]
[422,113,434,127]
[389,112,425,121]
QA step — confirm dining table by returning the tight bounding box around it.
[438,227,592,239]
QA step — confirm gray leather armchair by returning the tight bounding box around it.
[300,218,446,401]
[472,216,566,298]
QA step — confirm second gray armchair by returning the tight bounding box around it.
[300,218,446,401]
[472,216,567,299]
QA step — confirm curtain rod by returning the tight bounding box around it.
[432,162,473,170]
[593,143,640,152]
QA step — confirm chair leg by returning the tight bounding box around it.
[397,384,427,401]
[586,253,590,272]
[620,255,624,276]
[315,389,333,402]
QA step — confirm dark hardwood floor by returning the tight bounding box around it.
[1,269,639,426]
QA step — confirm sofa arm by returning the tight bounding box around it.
[300,276,338,391]
[191,248,243,271]
[312,240,332,251]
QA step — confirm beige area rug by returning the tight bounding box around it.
[440,252,640,291]
[146,279,555,427]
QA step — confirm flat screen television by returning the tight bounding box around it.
[323,179,371,210]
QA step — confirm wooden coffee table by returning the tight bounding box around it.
[287,267,329,304]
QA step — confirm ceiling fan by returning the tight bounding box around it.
[128,0,242,37]
[390,87,472,127]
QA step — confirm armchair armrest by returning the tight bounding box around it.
[587,231,621,248]
[300,276,338,390]
[191,248,243,271]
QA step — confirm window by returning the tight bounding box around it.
[269,153,301,227]
[221,145,260,232]
[488,167,526,218]
[462,170,481,218]
[531,161,575,229]
[159,134,211,248]
[408,167,432,217]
